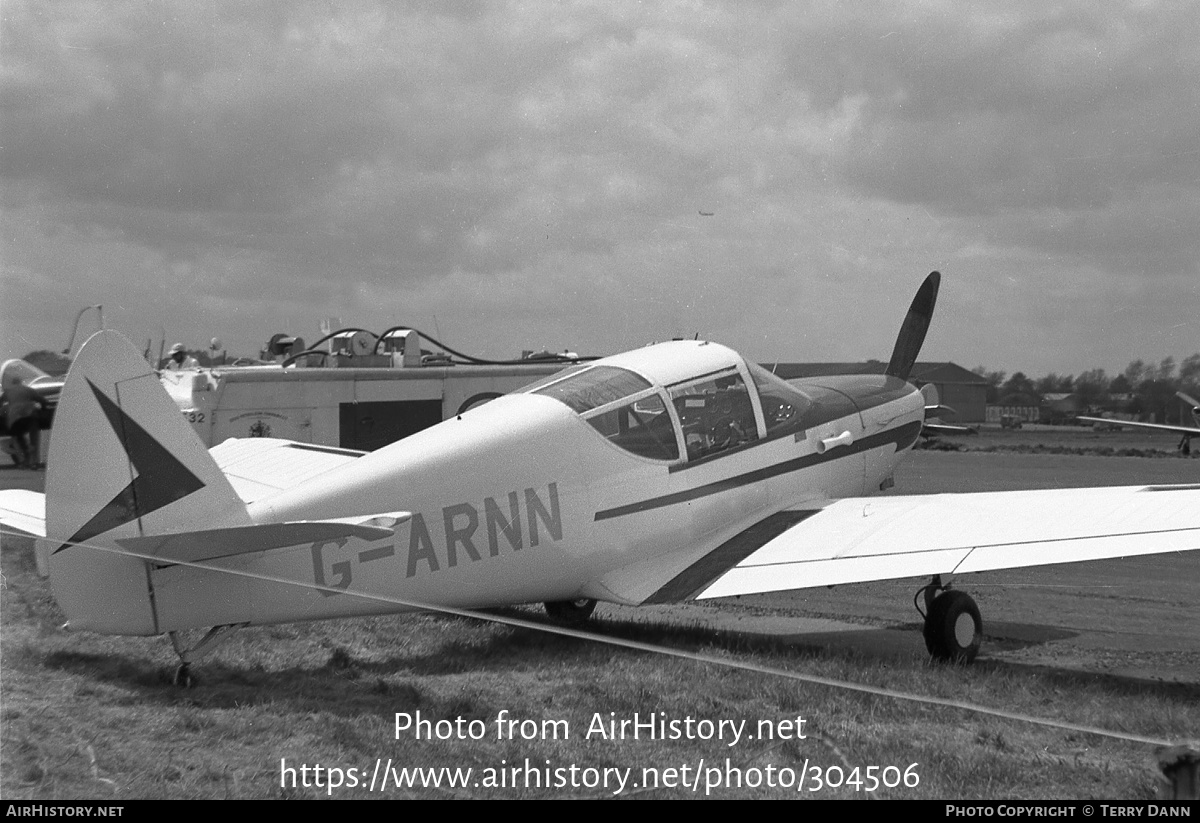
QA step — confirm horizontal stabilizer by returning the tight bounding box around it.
[0,490,47,538]
[211,437,368,504]
[115,513,411,566]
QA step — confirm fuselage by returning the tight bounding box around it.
[147,341,924,631]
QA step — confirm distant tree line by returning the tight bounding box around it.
[972,354,1200,424]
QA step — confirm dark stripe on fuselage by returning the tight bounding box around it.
[665,377,906,475]
[643,509,821,604]
[594,420,921,521]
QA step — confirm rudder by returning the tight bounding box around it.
[42,330,251,634]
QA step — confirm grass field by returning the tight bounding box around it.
[922,420,1193,458]
[1,434,1197,800]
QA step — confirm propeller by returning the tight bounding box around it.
[885,271,941,381]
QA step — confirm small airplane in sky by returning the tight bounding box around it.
[1,272,1198,685]
[1078,392,1200,455]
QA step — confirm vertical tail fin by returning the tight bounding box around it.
[42,330,251,634]
[885,271,940,381]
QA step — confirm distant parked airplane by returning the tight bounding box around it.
[0,359,63,464]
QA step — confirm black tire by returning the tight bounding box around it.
[923,590,982,664]
[544,598,597,625]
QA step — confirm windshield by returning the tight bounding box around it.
[745,362,814,438]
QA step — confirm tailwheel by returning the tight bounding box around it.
[922,589,982,664]
[544,598,597,625]
[167,624,244,686]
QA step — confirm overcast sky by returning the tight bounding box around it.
[2,1,1197,377]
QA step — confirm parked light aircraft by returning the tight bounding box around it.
[1078,392,1200,455]
[1,358,64,464]
[1,273,1198,685]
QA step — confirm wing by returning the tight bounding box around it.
[210,437,367,503]
[0,489,46,537]
[1077,417,1200,437]
[646,484,1200,602]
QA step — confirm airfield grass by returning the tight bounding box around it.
[919,422,1194,459]
[2,528,1196,800]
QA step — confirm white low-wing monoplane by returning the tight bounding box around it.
[2,273,1198,684]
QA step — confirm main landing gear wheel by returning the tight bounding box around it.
[544,598,597,625]
[922,589,982,664]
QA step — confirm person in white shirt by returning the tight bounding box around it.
[165,342,199,370]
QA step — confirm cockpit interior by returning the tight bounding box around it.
[521,352,826,465]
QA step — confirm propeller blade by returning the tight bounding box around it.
[885,271,941,380]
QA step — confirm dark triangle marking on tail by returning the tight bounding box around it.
[52,379,206,554]
[885,271,941,381]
